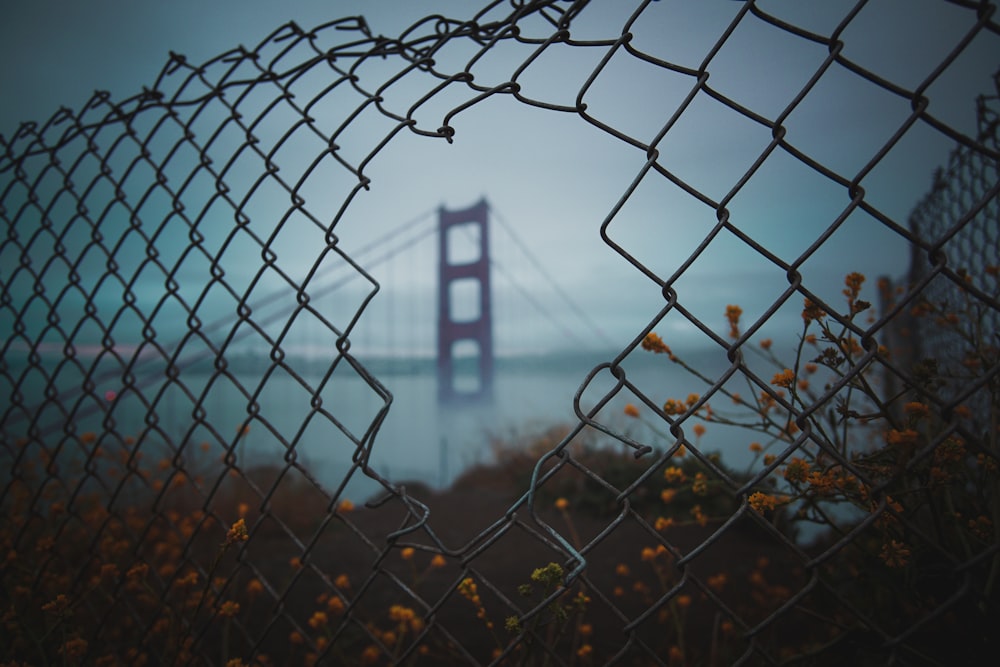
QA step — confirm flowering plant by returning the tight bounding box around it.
[631,268,999,661]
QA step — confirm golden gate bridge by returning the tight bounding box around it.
[273,196,614,402]
[10,195,616,445]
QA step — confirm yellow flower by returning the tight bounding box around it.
[759,338,772,350]
[308,611,328,629]
[624,403,640,418]
[725,304,743,339]
[458,577,478,598]
[933,437,964,465]
[334,573,350,589]
[61,637,88,660]
[430,554,447,568]
[401,547,415,560]
[530,562,563,585]
[42,594,71,615]
[663,466,686,484]
[654,516,674,531]
[338,499,354,513]
[327,596,345,614]
[554,497,569,511]
[691,504,708,526]
[886,429,919,446]
[246,579,263,596]
[771,369,795,388]
[802,297,826,323]
[879,540,910,568]
[615,563,630,576]
[748,492,778,513]
[505,615,522,633]
[843,272,866,302]
[675,594,692,608]
[389,605,414,622]
[641,332,671,354]
[660,488,677,504]
[640,546,657,562]
[219,600,240,617]
[577,644,593,658]
[783,457,810,483]
[662,398,685,415]
[692,423,706,438]
[977,453,999,474]
[692,472,708,496]
[175,571,199,587]
[224,518,249,546]
[126,562,149,583]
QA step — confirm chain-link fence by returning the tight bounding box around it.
[903,69,1000,422]
[2,1,999,664]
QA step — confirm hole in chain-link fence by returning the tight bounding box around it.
[2,1,999,664]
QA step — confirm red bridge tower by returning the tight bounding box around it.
[437,199,494,402]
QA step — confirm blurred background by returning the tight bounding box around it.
[2,0,998,495]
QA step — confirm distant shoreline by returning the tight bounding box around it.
[2,343,751,383]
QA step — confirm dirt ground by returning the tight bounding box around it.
[235,460,830,666]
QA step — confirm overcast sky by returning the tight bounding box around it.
[2,0,998,360]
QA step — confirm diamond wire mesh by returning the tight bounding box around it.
[906,69,1000,402]
[1,1,999,665]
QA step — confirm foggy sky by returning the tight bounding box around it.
[2,0,998,358]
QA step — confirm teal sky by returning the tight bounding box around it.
[2,0,998,359]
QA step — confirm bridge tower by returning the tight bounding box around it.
[437,198,494,402]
